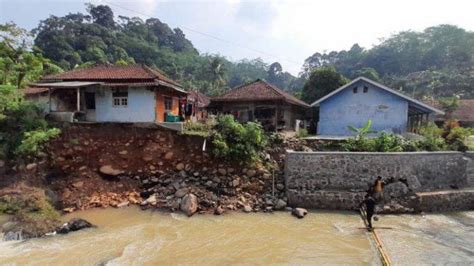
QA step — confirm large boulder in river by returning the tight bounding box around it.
[180,193,198,217]
[57,218,94,234]
[99,165,124,177]
[384,181,411,200]
[291,208,308,219]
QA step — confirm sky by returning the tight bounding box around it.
[1,0,474,75]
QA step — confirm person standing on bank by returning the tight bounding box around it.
[373,176,385,203]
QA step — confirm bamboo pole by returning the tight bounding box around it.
[359,208,393,266]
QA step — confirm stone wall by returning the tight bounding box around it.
[285,151,470,210]
[464,152,474,187]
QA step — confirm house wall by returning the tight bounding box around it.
[95,87,156,122]
[155,92,181,122]
[216,101,303,130]
[318,80,408,136]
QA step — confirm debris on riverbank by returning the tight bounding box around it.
[2,124,289,219]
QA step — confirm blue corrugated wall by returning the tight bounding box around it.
[95,87,156,122]
[318,80,408,136]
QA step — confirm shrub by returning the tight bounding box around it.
[417,122,446,151]
[0,85,60,159]
[348,119,377,140]
[15,128,61,156]
[371,132,404,152]
[183,120,213,137]
[211,115,267,164]
[296,129,308,139]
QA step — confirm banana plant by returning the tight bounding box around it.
[348,119,377,140]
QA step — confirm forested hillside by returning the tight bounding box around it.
[301,25,474,99]
[1,4,473,100]
[31,4,298,96]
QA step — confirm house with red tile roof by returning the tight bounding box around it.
[210,79,310,131]
[24,64,187,124]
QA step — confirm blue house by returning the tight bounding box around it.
[311,77,444,136]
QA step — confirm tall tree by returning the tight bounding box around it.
[87,4,115,29]
[301,66,348,104]
[0,23,60,88]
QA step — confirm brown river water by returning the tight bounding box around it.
[0,207,472,265]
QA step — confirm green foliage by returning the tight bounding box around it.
[31,4,300,95]
[182,121,213,137]
[416,122,446,151]
[296,129,308,139]
[0,85,59,159]
[341,121,474,152]
[0,193,59,220]
[302,25,474,98]
[301,66,348,103]
[16,128,61,156]
[438,96,459,117]
[347,119,378,140]
[0,22,62,88]
[211,115,267,164]
[354,67,380,82]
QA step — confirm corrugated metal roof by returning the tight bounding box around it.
[31,81,102,88]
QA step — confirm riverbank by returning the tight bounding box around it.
[2,124,290,217]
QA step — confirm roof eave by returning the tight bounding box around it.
[310,77,445,115]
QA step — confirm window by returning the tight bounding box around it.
[353,86,358,93]
[112,88,128,107]
[363,86,369,93]
[164,96,173,111]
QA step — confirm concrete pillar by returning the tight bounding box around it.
[76,87,80,111]
[48,88,52,112]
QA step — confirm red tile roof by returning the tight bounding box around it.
[425,99,474,122]
[188,90,210,108]
[212,79,310,108]
[43,64,181,88]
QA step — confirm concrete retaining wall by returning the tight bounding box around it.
[417,189,474,212]
[285,151,471,210]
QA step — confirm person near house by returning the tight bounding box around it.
[372,176,385,203]
[360,194,376,230]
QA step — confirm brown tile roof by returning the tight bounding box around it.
[425,99,474,122]
[188,90,210,108]
[212,79,310,108]
[43,64,181,88]
[22,87,49,95]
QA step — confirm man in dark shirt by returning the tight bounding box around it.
[361,194,376,230]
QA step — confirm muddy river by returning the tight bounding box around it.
[0,208,472,265]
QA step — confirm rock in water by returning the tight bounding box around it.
[180,194,198,217]
[57,218,93,234]
[176,163,185,171]
[26,163,37,171]
[99,165,124,177]
[291,208,308,219]
[243,205,253,213]
[274,199,287,210]
[214,205,225,215]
